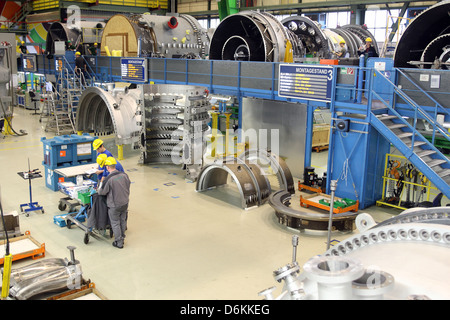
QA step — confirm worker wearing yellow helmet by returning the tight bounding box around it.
[333,39,347,58]
[96,154,124,180]
[357,36,379,59]
[93,139,113,179]
[19,41,27,54]
[88,42,99,56]
[97,156,131,249]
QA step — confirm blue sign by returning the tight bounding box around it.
[278,64,334,102]
[121,58,147,82]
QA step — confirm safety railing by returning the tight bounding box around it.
[372,68,450,147]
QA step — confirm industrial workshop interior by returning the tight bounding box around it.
[0,0,449,304]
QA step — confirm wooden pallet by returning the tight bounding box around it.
[300,193,359,214]
[312,145,329,153]
[0,231,45,264]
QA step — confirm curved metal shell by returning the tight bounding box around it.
[210,11,292,62]
[393,0,450,68]
[76,86,142,145]
[238,149,295,195]
[269,190,358,232]
[282,16,330,58]
[196,157,271,209]
[45,22,80,55]
[340,24,378,56]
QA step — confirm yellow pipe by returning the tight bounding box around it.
[117,144,123,160]
[211,112,219,157]
[1,254,12,299]
[224,112,232,156]
[104,45,111,57]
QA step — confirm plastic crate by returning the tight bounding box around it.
[78,191,91,205]
[54,213,85,227]
[41,134,98,169]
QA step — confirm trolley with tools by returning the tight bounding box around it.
[55,164,112,244]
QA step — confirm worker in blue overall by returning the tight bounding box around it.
[96,154,124,182]
[93,139,113,180]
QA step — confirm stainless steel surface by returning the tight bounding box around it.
[139,84,210,180]
[76,86,143,146]
[241,97,307,179]
[238,149,295,195]
[101,13,209,58]
[196,156,271,209]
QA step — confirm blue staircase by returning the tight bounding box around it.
[367,68,450,199]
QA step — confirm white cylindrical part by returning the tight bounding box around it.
[303,256,364,300]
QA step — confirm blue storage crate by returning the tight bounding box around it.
[54,213,85,227]
[44,165,77,191]
[41,134,98,169]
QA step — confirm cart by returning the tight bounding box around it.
[55,164,112,244]
[58,186,113,244]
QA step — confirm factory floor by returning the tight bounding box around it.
[0,106,442,300]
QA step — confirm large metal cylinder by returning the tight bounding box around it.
[282,16,377,59]
[209,11,304,62]
[45,21,105,55]
[76,86,143,146]
[100,13,209,58]
[393,0,450,69]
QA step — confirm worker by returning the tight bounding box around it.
[96,153,124,181]
[74,51,87,82]
[97,157,131,249]
[357,37,379,59]
[19,41,27,54]
[67,40,76,51]
[88,43,99,56]
[93,138,113,178]
[333,40,347,58]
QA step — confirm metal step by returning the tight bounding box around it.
[425,159,447,168]
[416,150,436,158]
[388,123,407,130]
[405,141,427,148]
[397,132,413,139]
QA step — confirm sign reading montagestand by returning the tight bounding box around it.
[278,64,334,102]
[121,58,148,82]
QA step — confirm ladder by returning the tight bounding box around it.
[45,67,77,135]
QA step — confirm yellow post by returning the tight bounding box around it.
[117,144,124,160]
[1,254,12,299]
[211,112,219,157]
[224,112,232,156]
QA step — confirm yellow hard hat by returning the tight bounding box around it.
[365,37,372,42]
[75,51,81,55]
[96,154,107,167]
[93,138,103,150]
[105,157,117,166]
[94,43,98,45]
[21,41,24,44]
[340,40,345,44]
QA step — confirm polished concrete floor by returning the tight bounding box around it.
[0,106,441,300]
